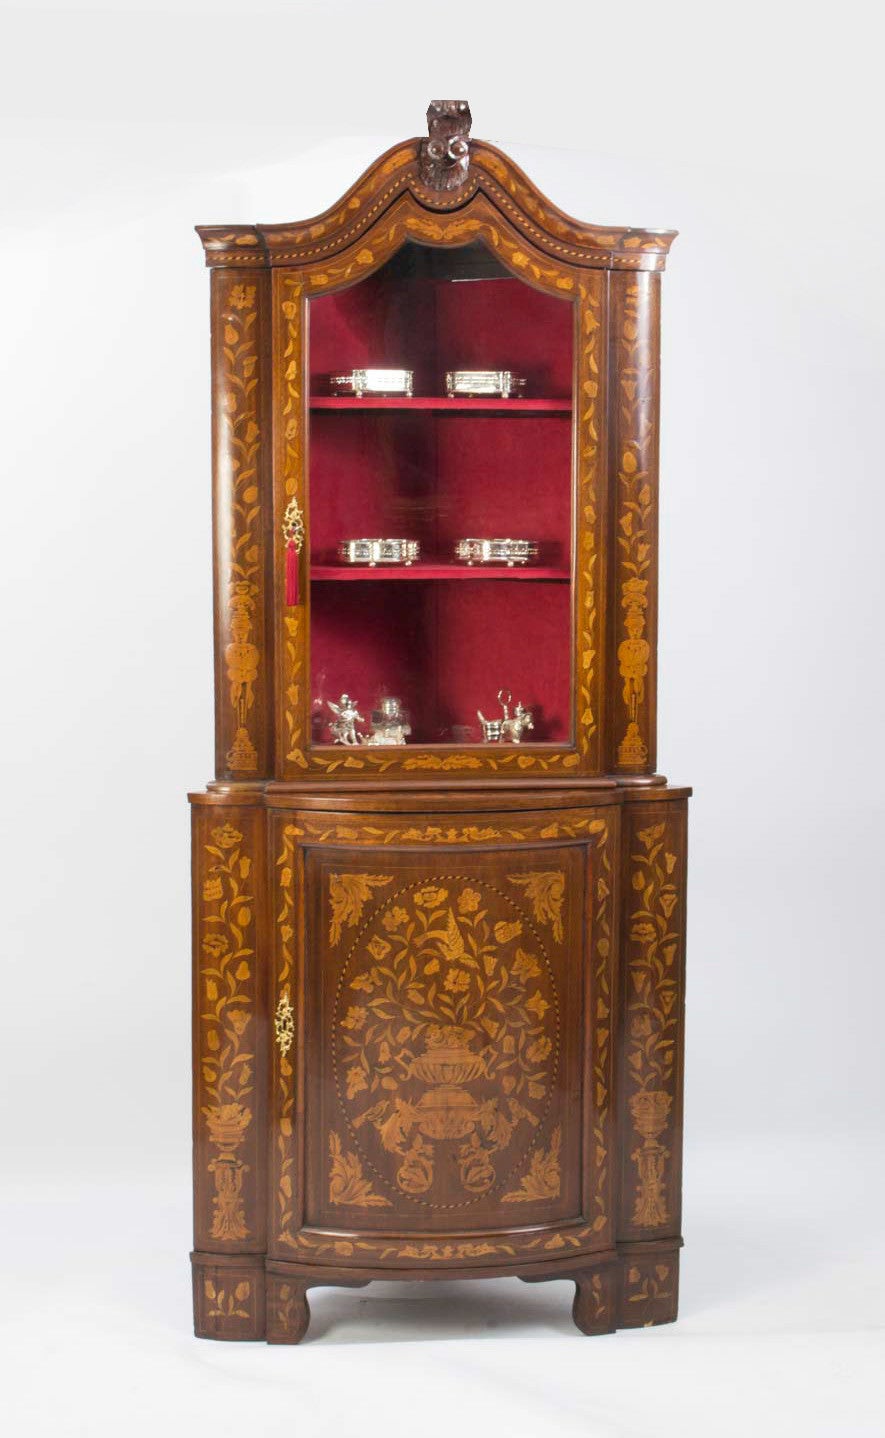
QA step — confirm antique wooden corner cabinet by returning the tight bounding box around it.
[190,102,688,1342]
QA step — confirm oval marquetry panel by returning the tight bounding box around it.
[333,876,560,1209]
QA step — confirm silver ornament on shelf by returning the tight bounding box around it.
[477,689,534,744]
[327,694,364,746]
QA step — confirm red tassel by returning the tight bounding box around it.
[285,539,299,606]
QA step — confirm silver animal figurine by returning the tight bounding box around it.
[477,689,534,744]
[327,693,364,745]
[504,699,534,743]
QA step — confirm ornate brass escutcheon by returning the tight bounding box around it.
[275,991,295,1056]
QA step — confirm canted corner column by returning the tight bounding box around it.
[210,268,273,781]
[615,794,687,1326]
[191,798,268,1339]
[607,270,662,779]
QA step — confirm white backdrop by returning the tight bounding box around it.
[2,1,884,1433]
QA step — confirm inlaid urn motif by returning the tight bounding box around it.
[408,1025,490,1140]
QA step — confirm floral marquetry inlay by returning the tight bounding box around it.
[217,277,264,774]
[196,114,687,1341]
[203,1276,252,1320]
[576,278,604,761]
[328,873,393,945]
[507,872,566,943]
[502,1125,561,1202]
[619,1254,679,1327]
[282,813,607,847]
[274,824,299,1241]
[286,1224,612,1263]
[624,816,683,1230]
[332,877,561,1209]
[270,817,619,1259]
[614,275,659,771]
[328,1133,391,1208]
[200,137,675,271]
[198,821,256,1243]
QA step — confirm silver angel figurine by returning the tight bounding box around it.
[327,693,364,745]
[478,689,534,743]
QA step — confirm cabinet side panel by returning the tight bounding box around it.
[608,271,661,775]
[192,803,267,1253]
[211,268,273,778]
[617,799,687,1240]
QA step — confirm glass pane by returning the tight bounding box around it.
[306,242,574,748]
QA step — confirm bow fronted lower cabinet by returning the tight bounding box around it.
[190,103,689,1343]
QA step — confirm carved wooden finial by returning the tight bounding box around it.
[419,100,472,192]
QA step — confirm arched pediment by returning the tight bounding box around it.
[197,100,676,272]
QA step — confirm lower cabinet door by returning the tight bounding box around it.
[270,811,618,1269]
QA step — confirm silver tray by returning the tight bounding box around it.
[454,538,539,567]
[328,369,414,397]
[446,370,526,398]
[339,538,420,567]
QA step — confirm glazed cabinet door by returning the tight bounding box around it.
[273,226,608,784]
[269,808,618,1270]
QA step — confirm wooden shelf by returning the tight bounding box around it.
[311,564,570,582]
[310,396,572,414]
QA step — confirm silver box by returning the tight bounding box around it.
[328,369,414,397]
[454,538,539,567]
[339,538,420,567]
[445,370,526,398]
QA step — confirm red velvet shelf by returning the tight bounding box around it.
[311,564,570,581]
[310,396,571,413]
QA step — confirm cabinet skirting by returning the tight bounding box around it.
[191,1240,682,1341]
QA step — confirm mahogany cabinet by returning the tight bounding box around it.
[190,102,688,1342]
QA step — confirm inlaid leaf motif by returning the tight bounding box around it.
[507,871,565,943]
[328,873,393,945]
[328,1132,391,1207]
[502,1126,562,1202]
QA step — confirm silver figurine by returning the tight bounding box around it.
[327,693,364,745]
[477,715,504,743]
[478,689,534,744]
[361,695,411,746]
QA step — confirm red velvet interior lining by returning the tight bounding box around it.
[310,580,571,745]
[307,259,574,744]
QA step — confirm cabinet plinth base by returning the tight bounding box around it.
[191,1253,266,1341]
[192,1244,681,1343]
